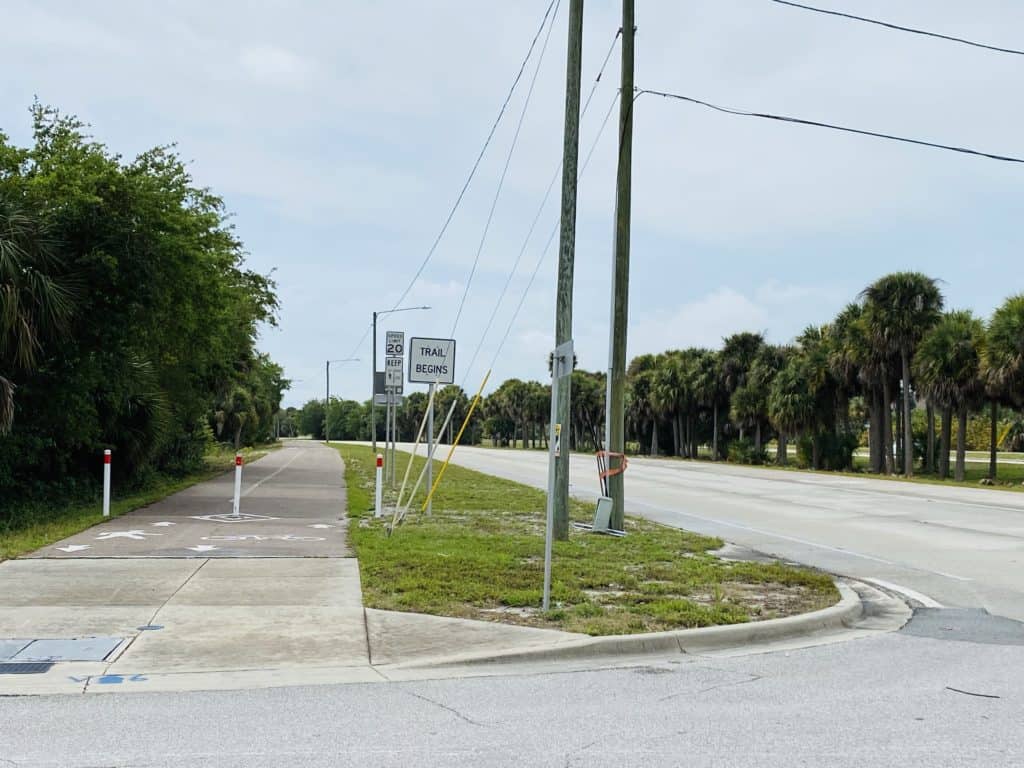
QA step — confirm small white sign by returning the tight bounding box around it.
[385,331,405,357]
[385,356,404,391]
[408,337,456,384]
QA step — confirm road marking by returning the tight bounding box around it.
[186,545,219,553]
[309,524,335,529]
[56,545,90,553]
[863,578,944,608]
[95,530,162,541]
[191,513,280,524]
[241,448,304,498]
[151,522,175,527]
[201,534,326,542]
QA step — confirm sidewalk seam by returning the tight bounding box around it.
[98,558,211,678]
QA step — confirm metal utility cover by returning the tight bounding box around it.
[0,662,54,675]
[0,639,33,660]
[13,637,124,662]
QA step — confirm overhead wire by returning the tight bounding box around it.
[771,0,1024,57]
[461,28,623,386]
[389,0,558,316]
[338,0,559,365]
[488,90,622,372]
[449,0,562,337]
[636,88,1024,164]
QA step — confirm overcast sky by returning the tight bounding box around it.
[3,1,1021,407]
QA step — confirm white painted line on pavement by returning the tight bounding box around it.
[863,578,944,608]
[241,447,304,498]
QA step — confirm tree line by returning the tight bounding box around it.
[1,105,285,513]
[301,272,1023,483]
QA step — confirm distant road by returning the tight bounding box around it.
[420,445,1024,622]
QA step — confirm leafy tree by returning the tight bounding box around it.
[0,193,75,434]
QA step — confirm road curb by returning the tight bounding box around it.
[389,579,863,669]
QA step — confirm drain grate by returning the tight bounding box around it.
[0,662,54,675]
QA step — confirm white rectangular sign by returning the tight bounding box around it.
[385,331,405,357]
[385,357,404,391]
[408,337,456,384]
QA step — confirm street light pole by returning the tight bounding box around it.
[370,305,431,454]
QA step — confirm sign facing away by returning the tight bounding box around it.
[408,337,456,384]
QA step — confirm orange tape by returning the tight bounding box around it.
[595,451,628,479]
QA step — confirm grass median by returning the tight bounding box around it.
[337,443,838,636]
[0,443,279,561]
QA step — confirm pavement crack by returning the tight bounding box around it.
[407,691,490,727]
[658,673,762,702]
[95,558,210,681]
[946,686,1001,699]
[362,607,373,666]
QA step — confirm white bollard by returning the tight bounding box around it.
[232,453,243,517]
[375,453,384,518]
[102,449,112,517]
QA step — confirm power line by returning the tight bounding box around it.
[387,0,559,316]
[637,88,1024,164]
[449,0,562,337]
[461,29,623,385]
[771,0,1024,57]
[489,90,622,371]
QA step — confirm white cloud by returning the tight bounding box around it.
[237,45,314,86]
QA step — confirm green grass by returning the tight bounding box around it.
[337,444,838,636]
[0,443,279,561]
[743,453,1024,491]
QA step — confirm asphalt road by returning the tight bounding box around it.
[3,623,1021,767]
[416,445,1024,622]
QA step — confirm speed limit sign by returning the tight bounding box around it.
[385,331,405,357]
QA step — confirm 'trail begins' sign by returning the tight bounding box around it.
[408,337,456,384]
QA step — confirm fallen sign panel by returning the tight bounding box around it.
[408,337,456,384]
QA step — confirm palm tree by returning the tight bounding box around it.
[914,311,985,481]
[861,272,943,476]
[768,357,819,467]
[0,195,75,434]
[692,351,727,460]
[985,295,1024,479]
[626,354,658,455]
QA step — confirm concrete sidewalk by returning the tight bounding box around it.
[0,441,590,695]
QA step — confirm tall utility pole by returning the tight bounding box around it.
[552,0,585,542]
[605,0,635,531]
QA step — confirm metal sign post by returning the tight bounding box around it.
[426,383,435,515]
[543,339,574,611]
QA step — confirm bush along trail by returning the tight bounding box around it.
[337,444,838,637]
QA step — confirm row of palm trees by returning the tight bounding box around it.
[624,273,1024,480]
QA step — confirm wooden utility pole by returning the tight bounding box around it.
[606,0,634,531]
[552,0,585,541]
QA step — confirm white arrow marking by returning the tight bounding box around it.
[56,544,91,553]
[308,524,335,529]
[95,530,162,541]
[151,522,176,527]
[187,545,219,553]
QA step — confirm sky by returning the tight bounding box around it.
[2,1,1021,408]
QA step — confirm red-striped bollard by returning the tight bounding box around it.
[232,453,243,517]
[102,449,112,517]
[375,453,384,518]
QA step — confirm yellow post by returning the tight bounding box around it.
[421,369,491,512]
